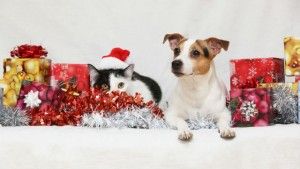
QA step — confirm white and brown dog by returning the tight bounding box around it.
[163,33,235,141]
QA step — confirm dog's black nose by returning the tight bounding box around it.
[172,60,183,70]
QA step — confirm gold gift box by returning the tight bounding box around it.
[285,37,300,76]
[1,58,51,106]
[258,83,298,95]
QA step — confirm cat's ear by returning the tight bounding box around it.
[124,64,134,78]
[88,64,98,85]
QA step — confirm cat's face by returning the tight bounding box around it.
[88,64,134,92]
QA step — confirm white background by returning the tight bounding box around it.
[0,0,299,99]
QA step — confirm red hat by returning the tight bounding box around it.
[102,47,130,62]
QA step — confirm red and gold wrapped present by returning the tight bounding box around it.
[258,83,298,124]
[229,88,272,127]
[284,37,300,76]
[1,45,51,107]
[230,58,284,89]
[51,64,90,94]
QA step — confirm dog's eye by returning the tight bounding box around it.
[192,50,200,57]
[118,82,124,89]
[101,84,109,90]
[174,48,180,56]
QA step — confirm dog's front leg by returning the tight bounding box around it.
[216,108,236,139]
[165,109,193,141]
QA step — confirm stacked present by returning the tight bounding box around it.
[229,37,300,126]
[0,45,51,107]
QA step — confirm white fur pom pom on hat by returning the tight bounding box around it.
[97,47,130,69]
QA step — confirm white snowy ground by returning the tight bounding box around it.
[0,125,300,169]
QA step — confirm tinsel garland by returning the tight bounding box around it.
[81,108,216,130]
[0,86,217,129]
[272,85,298,124]
[0,107,30,126]
[82,107,168,129]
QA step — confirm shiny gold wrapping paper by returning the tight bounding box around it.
[0,58,51,106]
[285,37,300,76]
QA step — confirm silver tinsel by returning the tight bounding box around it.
[0,107,30,126]
[81,107,216,129]
[272,85,298,124]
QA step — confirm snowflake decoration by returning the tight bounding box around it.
[231,76,239,86]
[240,101,258,122]
[267,71,275,80]
[24,90,41,108]
[248,67,257,78]
[260,58,268,64]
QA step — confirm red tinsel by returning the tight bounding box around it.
[27,87,163,126]
[89,88,163,117]
[10,44,48,58]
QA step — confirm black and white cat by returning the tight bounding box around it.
[88,64,162,103]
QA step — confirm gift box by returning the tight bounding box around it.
[230,58,284,89]
[258,83,298,124]
[284,37,300,76]
[17,80,88,126]
[51,64,90,94]
[2,58,51,106]
[229,88,272,127]
[16,80,59,110]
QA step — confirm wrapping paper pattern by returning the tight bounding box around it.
[51,64,90,93]
[285,37,300,76]
[230,58,284,89]
[16,81,59,110]
[258,83,298,124]
[229,88,272,127]
[1,58,51,106]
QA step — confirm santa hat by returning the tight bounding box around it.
[98,47,130,69]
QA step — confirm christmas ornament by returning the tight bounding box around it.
[24,90,41,108]
[0,107,30,126]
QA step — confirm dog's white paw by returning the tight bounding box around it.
[219,128,235,139]
[178,130,193,141]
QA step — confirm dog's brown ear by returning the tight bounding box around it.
[163,33,185,50]
[205,37,229,56]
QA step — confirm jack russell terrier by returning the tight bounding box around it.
[163,33,235,141]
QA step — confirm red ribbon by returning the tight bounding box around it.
[10,44,48,58]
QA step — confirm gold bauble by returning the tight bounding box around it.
[17,71,26,80]
[3,72,12,81]
[24,74,35,81]
[34,73,44,82]
[6,89,17,106]
[12,75,20,83]
[10,81,16,89]
[24,59,40,74]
